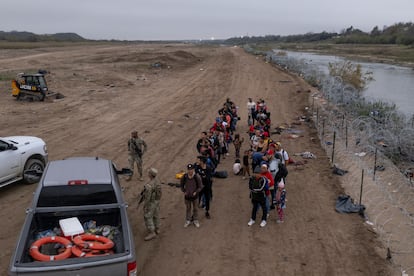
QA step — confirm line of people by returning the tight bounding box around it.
[181,96,291,229]
[243,98,289,227]
[181,98,240,228]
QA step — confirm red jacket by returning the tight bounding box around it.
[261,171,274,195]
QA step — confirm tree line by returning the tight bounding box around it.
[0,31,86,42]
[225,22,414,45]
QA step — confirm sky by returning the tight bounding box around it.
[1,0,413,41]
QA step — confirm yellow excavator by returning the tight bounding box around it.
[11,70,63,101]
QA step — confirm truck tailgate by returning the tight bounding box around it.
[13,257,131,276]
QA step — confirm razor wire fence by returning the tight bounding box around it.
[263,48,414,273]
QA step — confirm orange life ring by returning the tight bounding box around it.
[30,236,72,262]
[73,234,114,250]
[72,245,114,258]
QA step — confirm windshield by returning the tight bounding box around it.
[38,76,47,89]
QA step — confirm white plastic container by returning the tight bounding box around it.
[59,217,84,237]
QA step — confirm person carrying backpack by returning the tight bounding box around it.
[275,142,289,166]
[247,167,269,227]
[272,142,289,184]
[142,168,162,241]
[273,152,288,185]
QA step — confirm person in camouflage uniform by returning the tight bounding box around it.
[142,168,162,241]
[127,130,147,181]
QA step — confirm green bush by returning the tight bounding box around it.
[328,61,373,91]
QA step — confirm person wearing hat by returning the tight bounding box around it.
[275,142,289,167]
[274,141,289,184]
[275,180,287,223]
[142,168,162,241]
[251,150,265,173]
[127,130,148,181]
[181,163,204,228]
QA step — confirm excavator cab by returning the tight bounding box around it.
[11,70,63,101]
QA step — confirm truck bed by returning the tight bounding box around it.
[18,207,126,265]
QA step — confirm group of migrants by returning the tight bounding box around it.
[180,98,240,228]
[245,97,289,227]
[181,97,290,229]
[130,96,290,240]
[232,98,289,227]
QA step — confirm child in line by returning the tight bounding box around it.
[275,180,286,223]
[242,149,251,180]
[233,133,244,158]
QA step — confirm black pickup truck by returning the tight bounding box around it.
[9,157,137,276]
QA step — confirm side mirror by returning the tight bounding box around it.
[7,143,18,150]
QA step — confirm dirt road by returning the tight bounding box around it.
[0,44,395,275]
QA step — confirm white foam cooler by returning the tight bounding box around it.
[59,217,84,237]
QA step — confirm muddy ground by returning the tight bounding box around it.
[0,43,397,275]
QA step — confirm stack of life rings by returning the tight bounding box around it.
[29,234,114,261]
[72,234,114,257]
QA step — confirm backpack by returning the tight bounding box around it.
[279,150,289,176]
[278,162,288,178]
[249,176,267,201]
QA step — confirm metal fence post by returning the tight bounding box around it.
[359,169,364,205]
[373,148,378,180]
[345,122,348,149]
[331,131,336,164]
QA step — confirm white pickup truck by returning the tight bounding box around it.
[0,136,48,188]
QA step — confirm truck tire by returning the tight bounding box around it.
[23,158,45,184]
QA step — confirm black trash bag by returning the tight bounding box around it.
[214,171,228,178]
[335,195,365,214]
[333,165,348,176]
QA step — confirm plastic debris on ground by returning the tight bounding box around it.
[287,134,300,139]
[285,128,303,134]
[332,164,348,176]
[295,151,317,159]
[335,194,365,214]
[377,141,388,147]
[168,182,181,188]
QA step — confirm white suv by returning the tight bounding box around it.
[0,136,48,188]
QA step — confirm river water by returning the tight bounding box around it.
[272,50,414,117]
